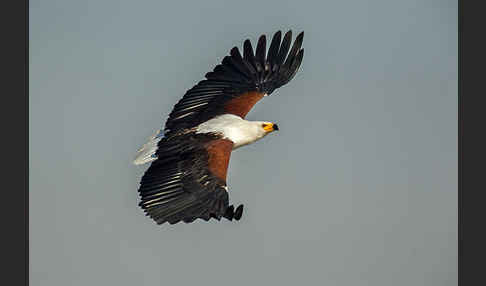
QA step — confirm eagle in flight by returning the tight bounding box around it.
[133,30,304,225]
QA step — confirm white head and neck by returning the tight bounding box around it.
[195,114,279,149]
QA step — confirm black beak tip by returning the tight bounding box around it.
[273,124,279,131]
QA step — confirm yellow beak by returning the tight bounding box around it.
[263,123,279,132]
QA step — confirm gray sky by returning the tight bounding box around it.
[30,0,457,285]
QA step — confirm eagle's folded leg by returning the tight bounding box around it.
[234,204,244,221]
[223,205,235,221]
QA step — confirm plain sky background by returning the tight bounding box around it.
[30,1,457,285]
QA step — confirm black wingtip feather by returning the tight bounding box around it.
[243,39,255,61]
[268,31,282,68]
[275,30,292,66]
[255,35,267,66]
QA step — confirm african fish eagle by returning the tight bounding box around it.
[133,30,304,225]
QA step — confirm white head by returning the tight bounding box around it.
[229,120,279,149]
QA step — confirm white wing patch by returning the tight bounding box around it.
[133,129,164,165]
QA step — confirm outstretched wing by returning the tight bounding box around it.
[137,132,234,225]
[164,30,304,135]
